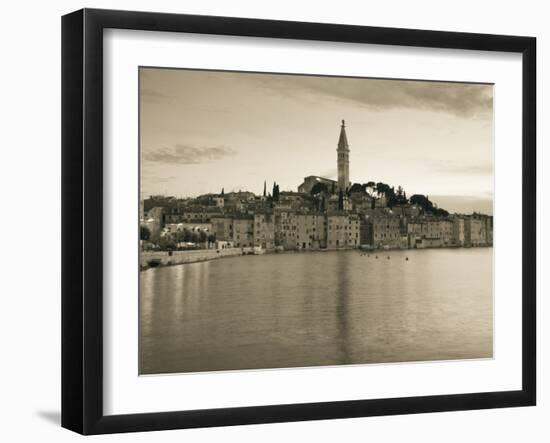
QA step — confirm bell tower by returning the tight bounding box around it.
[337,120,350,192]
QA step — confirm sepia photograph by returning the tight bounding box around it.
[138,67,494,375]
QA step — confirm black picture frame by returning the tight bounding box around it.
[62,8,536,435]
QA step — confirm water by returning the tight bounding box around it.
[140,248,493,374]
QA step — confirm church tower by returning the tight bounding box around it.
[337,119,350,192]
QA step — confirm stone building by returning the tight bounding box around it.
[232,216,254,248]
[464,217,487,246]
[370,215,401,249]
[211,216,233,241]
[275,212,324,250]
[406,218,453,248]
[253,213,275,249]
[297,176,336,194]
[452,217,465,246]
[297,121,351,195]
[326,213,359,249]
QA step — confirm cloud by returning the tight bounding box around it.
[140,88,173,103]
[143,144,236,165]
[142,175,176,184]
[318,168,337,179]
[257,75,493,118]
[432,161,493,175]
[430,195,493,215]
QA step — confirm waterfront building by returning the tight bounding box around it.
[211,216,233,241]
[296,213,327,249]
[472,213,493,246]
[326,213,359,249]
[464,217,487,247]
[276,211,326,250]
[232,216,254,248]
[370,215,401,249]
[486,216,494,246]
[275,211,298,249]
[359,217,373,247]
[452,217,465,246]
[254,213,276,249]
[430,219,453,246]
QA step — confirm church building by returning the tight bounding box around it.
[297,120,351,194]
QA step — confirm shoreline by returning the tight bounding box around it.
[140,244,493,271]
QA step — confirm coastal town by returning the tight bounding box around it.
[140,120,493,267]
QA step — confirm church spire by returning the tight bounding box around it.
[337,120,350,192]
[338,119,349,152]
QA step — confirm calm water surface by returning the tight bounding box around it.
[140,248,493,374]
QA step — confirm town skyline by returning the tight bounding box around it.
[140,68,494,215]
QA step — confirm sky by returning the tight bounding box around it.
[140,67,494,215]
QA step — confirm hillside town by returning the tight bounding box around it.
[140,120,493,255]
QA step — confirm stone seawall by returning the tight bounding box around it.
[141,248,250,269]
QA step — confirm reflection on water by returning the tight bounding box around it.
[140,248,493,374]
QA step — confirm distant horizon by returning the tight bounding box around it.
[140,67,494,215]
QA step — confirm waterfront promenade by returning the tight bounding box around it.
[140,247,248,270]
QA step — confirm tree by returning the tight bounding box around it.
[158,235,176,251]
[409,194,448,216]
[175,229,186,243]
[177,228,192,242]
[272,182,280,202]
[310,182,329,196]
[199,230,208,243]
[376,182,389,196]
[349,183,363,194]
[410,194,431,211]
[221,187,224,197]
[140,225,151,241]
[263,180,266,197]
